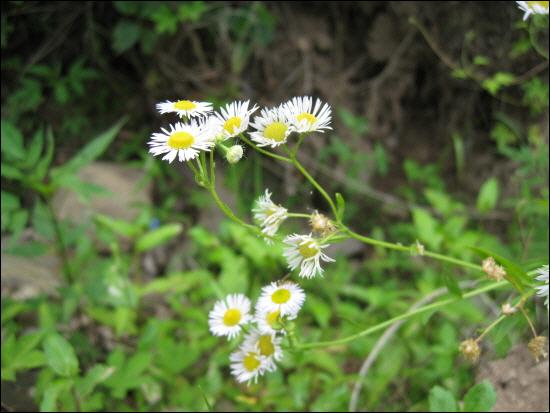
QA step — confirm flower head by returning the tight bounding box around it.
[535,265,549,308]
[459,339,481,363]
[516,1,549,20]
[208,294,251,340]
[528,336,548,362]
[283,234,335,278]
[156,99,213,119]
[283,96,332,133]
[252,189,288,239]
[249,106,293,147]
[148,121,214,163]
[214,100,258,139]
[482,257,506,282]
[242,329,283,372]
[256,281,306,318]
[230,343,266,385]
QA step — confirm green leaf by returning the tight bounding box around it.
[33,127,55,182]
[482,72,515,95]
[335,192,345,221]
[135,223,182,252]
[22,128,44,169]
[429,386,458,412]
[1,164,24,181]
[473,55,490,66]
[476,177,499,213]
[43,333,79,377]
[40,380,72,412]
[442,273,463,298]
[94,214,139,238]
[112,20,141,54]
[178,1,208,22]
[77,364,115,397]
[51,118,126,181]
[412,207,442,250]
[463,381,497,412]
[1,119,25,160]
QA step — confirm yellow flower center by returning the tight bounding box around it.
[527,1,549,9]
[296,112,317,124]
[174,100,196,111]
[167,131,195,149]
[271,288,291,304]
[258,335,275,357]
[243,352,261,372]
[266,310,281,327]
[264,122,288,142]
[223,116,242,134]
[223,308,242,326]
[298,242,318,258]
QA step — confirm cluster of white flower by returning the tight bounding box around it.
[149,96,331,164]
[516,1,549,20]
[208,282,305,384]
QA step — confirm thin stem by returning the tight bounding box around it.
[239,134,292,163]
[476,315,507,342]
[207,180,270,240]
[289,153,339,219]
[287,212,312,219]
[295,281,508,350]
[519,306,538,338]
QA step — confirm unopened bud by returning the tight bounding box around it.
[459,339,481,363]
[226,145,244,164]
[482,257,506,282]
[501,303,517,316]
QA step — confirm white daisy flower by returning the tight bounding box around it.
[252,189,288,238]
[156,99,213,119]
[230,343,266,385]
[249,106,293,147]
[214,100,259,139]
[283,234,335,279]
[148,121,214,163]
[283,96,332,133]
[516,1,549,20]
[535,265,549,308]
[242,329,283,372]
[208,294,252,340]
[256,281,306,317]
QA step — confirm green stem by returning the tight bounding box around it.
[239,134,292,163]
[289,154,339,219]
[287,212,312,219]
[295,281,508,350]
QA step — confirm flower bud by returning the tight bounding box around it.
[226,145,244,164]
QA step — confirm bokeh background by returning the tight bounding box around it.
[1,1,549,412]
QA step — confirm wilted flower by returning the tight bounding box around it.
[459,339,481,363]
[482,257,506,282]
[528,336,548,362]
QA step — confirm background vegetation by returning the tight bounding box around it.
[1,1,548,411]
